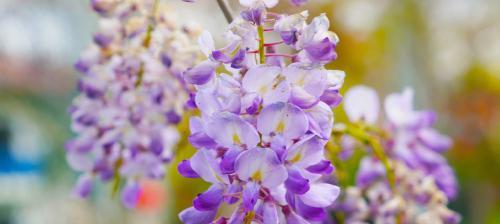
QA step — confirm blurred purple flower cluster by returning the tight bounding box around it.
[67,0,201,208]
[178,1,345,223]
[335,86,460,223]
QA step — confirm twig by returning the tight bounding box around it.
[216,0,233,23]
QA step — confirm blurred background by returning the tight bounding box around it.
[0,0,499,223]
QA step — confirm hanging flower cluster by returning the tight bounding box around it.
[332,86,460,223]
[183,0,309,7]
[67,0,201,208]
[177,1,345,223]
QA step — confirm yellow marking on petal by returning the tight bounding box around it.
[289,153,302,163]
[276,120,285,133]
[272,75,285,89]
[244,211,255,224]
[259,86,268,94]
[251,170,262,181]
[232,133,241,145]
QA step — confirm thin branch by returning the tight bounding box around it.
[216,0,233,23]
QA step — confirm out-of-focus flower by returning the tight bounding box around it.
[67,0,201,208]
[334,86,459,223]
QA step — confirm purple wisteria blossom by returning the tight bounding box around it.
[182,0,308,7]
[333,85,460,223]
[67,0,201,208]
[178,2,344,223]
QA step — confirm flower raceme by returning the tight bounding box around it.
[182,0,309,7]
[177,3,345,224]
[333,86,460,223]
[67,0,201,208]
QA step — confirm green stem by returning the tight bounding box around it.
[344,124,396,190]
[257,25,265,64]
[136,0,159,87]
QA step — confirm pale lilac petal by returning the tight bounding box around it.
[262,202,279,224]
[285,168,310,194]
[286,135,325,168]
[284,64,327,99]
[269,184,288,205]
[257,102,309,142]
[306,102,334,139]
[66,152,93,172]
[235,148,287,188]
[198,31,215,57]
[190,149,229,184]
[298,183,340,207]
[418,128,452,152]
[344,85,380,124]
[384,87,418,126]
[285,209,310,224]
[356,157,385,188]
[290,86,319,109]
[242,65,290,106]
[179,206,217,224]
[206,112,259,148]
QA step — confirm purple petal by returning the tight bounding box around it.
[241,93,262,115]
[179,206,217,224]
[149,137,164,155]
[188,132,217,149]
[72,174,93,198]
[285,168,310,195]
[306,160,334,174]
[242,181,260,211]
[193,184,224,211]
[121,181,141,209]
[220,148,241,174]
[178,160,200,178]
[241,6,265,25]
[320,88,342,107]
[184,60,218,85]
[304,37,337,63]
[418,128,452,152]
[224,183,242,204]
